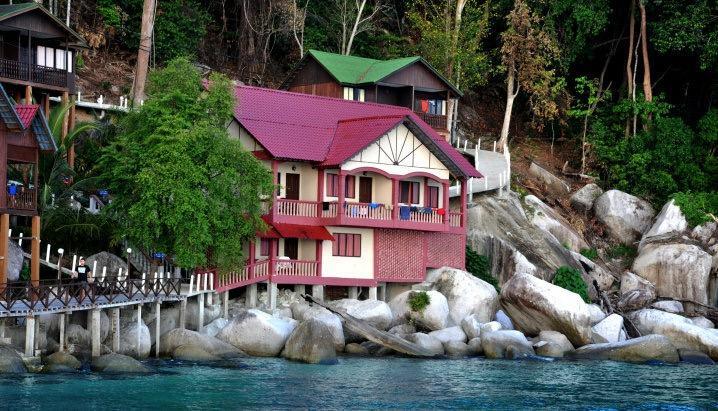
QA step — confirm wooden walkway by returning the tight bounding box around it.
[449,146,511,198]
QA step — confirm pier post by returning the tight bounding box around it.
[222,292,229,319]
[347,286,358,300]
[268,282,277,310]
[311,285,324,301]
[294,285,305,295]
[111,308,120,352]
[179,299,187,330]
[378,283,387,302]
[31,216,40,286]
[246,284,258,308]
[90,309,101,357]
[136,305,142,357]
[154,302,161,357]
[59,313,66,352]
[0,213,9,285]
[24,315,36,357]
[197,293,205,332]
[368,287,378,300]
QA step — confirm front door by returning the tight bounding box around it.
[359,176,372,203]
[284,238,299,260]
[285,173,300,200]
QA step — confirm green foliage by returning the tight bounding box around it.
[607,244,637,260]
[673,192,718,227]
[408,291,431,313]
[552,266,590,303]
[466,246,499,292]
[99,57,273,270]
[19,262,30,282]
[579,248,598,261]
[97,0,209,62]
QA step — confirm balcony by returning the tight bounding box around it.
[0,57,75,91]
[1,187,37,215]
[414,111,447,131]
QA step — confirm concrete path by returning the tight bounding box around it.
[449,148,510,197]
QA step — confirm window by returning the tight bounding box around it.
[55,48,66,70]
[332,233,361,257]
[35,46,72,71]
[276,172,281,197]
[326,174,339,197]
[259,239,278,257]
[343,87,365,102]
[400,181,420,204]
[427,185,440,208]
[417,98,446,115]
[36,46,46,66]
[345,175,355,198]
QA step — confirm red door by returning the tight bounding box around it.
[359,177,372,203]
[285,173,300,200]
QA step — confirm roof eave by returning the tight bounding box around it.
[375,58,463,97]
[0,3,87,47]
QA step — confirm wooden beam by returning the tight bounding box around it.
[25,85,32,104]
[31,215,40,286]
[0,213,8,285]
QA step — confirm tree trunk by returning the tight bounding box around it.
[132,0,156,104]
[498,60,517,150]
[345,0,367,55]
[446,0,467,81]
[639,2,652,103]
[624,0,635,138]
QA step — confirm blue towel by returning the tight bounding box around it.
[422,207,433,214]
[399,206,411,220]
[410,206,419,212]
[369,202,380,209]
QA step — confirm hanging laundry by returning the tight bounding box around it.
[422,207,433,214]
[400,206,411,220]
[420,99,429,112]
[436,208,446,216]
[410,206,419,213]
[369,202,380,209]
[322,202,330,211]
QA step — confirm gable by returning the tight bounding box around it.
[343,123,449,180]
[228,119,264,152]
[381,61,449,92]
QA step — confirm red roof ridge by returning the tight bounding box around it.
[336,114,406,124]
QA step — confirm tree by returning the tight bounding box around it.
[497,0,561,149]
[286,0,310,57]
[332,0,384,55]
[131,0,157,103]
[100,58,273,270]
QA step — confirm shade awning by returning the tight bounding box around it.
[257,225,281,239]
[272,222,335,240]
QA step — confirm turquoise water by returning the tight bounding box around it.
[1,357,717,410]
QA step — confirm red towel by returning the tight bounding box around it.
[420,99,429,112]
[437,208,446,215]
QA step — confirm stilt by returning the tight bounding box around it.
[294,285,306,295]
[348,286,359,300]
[222,291,229,319]
[34,317,40,354]
[197,293,205,332]
[246,284,258,308]
[268,282,277,310]
[0,214,9,285]
[24,315,35,357]
[90,309,101,357]
[0,319,7,345]
[31,216,40,287]
[24,85,32,104]
[59,313,66,352]
[179,298,187,330]
[368,286,378,300]
[136,304,142,357]
[154,302,161,357]
[379,283,387,302]
[311,285,324,301]
[111,308,120,352]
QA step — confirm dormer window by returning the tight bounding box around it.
[343,87,365,102]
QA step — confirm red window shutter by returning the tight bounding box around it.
[400,181,410,203]
[353,234,361,256]
[345,175,355,198]
[412,182,420,204]
[345,234,353,256]
[327,174,339,197]
[260,239,269,256]
[332,235,339,255]
[428,186,439,208]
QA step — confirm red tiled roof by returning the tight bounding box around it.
[14,104,39,128]
[233,86,481,178]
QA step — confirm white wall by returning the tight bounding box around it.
[322,227,374,279]
[276,162,318,201]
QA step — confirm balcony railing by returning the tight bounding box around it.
[3,188,37,212]
[414,111,447,130]
[0,57,73,90]
[344,202,391,220]
[449,212,462,227]
[274,259,319,277]
[215,258,319,292]
[401,207,443,224]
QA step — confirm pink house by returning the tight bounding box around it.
[218,86,481,303]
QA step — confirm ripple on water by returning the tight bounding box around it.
[0,357,717,410]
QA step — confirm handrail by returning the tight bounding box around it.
[449,212,462,227]
[344,202,391,220]
[0,57,70,88]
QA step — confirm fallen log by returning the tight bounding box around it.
[303,295,437,358]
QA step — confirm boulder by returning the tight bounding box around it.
[500,273,592,346]
[460,314,483,340]
[0,345,26,373]
[84,252,127,278]
[524,195,589,252]
[632,242,712,305]
[428,326,467,344]
[216,309,296,357]
[628,309,718,360]
[201,318,229,338]
[593,190,655,244]
[172,345,220,362]
[186,300,221,331]
[570,183,604,213]
[6,241,23,282]
[641,200,688,244]
[692,222,717,245]
[405,333,444,356]
[43,351,81,372]
[678,349,715,365]
[118,319,151,359]
[444,341,470,357]
[481,330,535,359]
[467,194,583,284]
[66,324,91,347]
[344,343,369,356]
[617,289,656,311]
[331,299,392,330]
[388,290,449,331]
[567,334,679,363]
[691,317,715,329]
[281,318,337,364]
[533,341,566,358]
[147,307,180,346]
[426,267,498,324]
[495,310,514,330]
[620,272,656,296]
[587,304,607,325]
[388,323,417,336]
[651,300,684,314]
[91,353,151,373]
[571,252,616,292]
[467,338,483,356]
[480,321,502,334]
[591,314,624,344]
[292,305,344,351]
[535,331,574,355]
[529,162,570,196]
[160,328,243,358]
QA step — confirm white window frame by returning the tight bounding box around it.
[55,49,65,70]
[36,46,46,66]
[45,47,54,68]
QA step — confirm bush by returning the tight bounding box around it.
[607,244,637,260]
[552,266,590,303]
[466,246,500,292]
[408,291,430,312]
[673,191,718,227]
[579,248,598,261]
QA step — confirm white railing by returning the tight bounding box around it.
[407,209,443,224]
[275,199,319,218]
[273,259,319,277]
[344,202,391,220]
[449,212,462,227]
